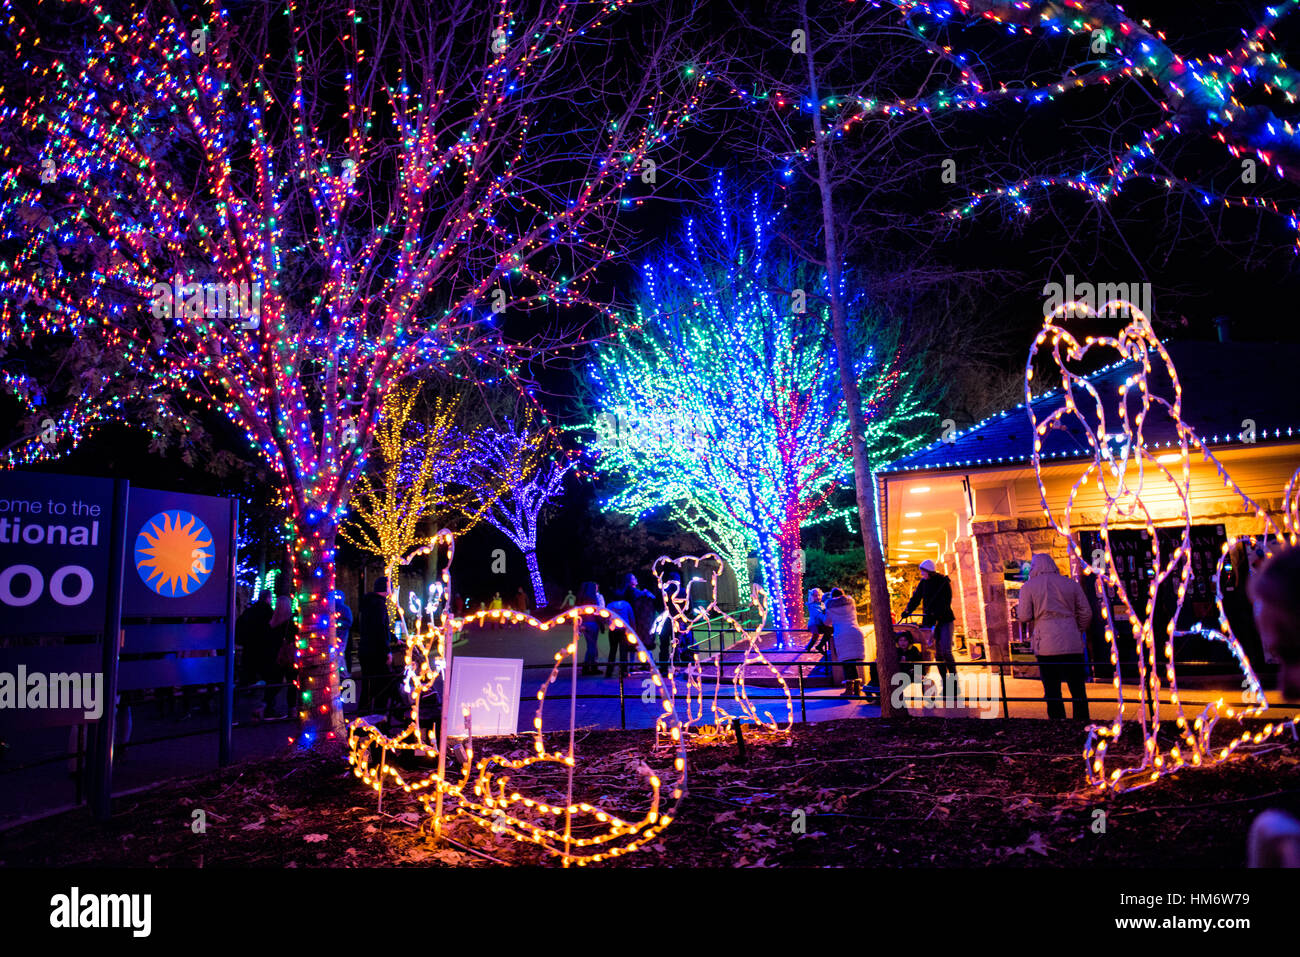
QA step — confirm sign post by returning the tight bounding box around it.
[219,497,238,767]
[91,479,129,819]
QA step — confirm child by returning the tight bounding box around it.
[891,631,941,703]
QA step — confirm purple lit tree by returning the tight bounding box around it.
[463,409,573,609]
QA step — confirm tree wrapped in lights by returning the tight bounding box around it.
[461,406,573,609]
[340,381,514,626]
[591,408,754,594]
[732,0,1300,249]
[587,177,930,630]
[0,0,706,742]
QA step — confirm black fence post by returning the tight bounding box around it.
[797,662,807,724]
[91,478,129,820]
[219,496,238,767]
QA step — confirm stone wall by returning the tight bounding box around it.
[952,539,980,642]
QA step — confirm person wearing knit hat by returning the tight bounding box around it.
[902,559,957,688]
[823,587,874,696]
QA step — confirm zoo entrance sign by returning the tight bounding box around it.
[0,470,233,635]
[0,471,116,634]
[1,470,237,820]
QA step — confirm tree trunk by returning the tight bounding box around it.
[802,1,901,714]
[524,548,547,610]
[383,557,404,632]
[756,531,790,631]
[778,516,805,630]
[290,512,344,744]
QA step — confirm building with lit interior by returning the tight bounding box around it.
[878,340,1300,675]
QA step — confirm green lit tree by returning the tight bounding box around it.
[585,177,931,630]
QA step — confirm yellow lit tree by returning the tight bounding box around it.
[341,381,516,627]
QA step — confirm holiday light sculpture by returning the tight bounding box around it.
[1026,301,1300,792]
[347,530,688,866]
[649,552,793,737]
[727,0,1300,250]
[587,175,928,629]
[0,0,705,741]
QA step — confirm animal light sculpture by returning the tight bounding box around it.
[347,530,688,865]
[649,553,794,738]
[1026,302,1299,792]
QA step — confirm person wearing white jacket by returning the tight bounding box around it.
[823,588,876,698]
[1017,553,1093,719]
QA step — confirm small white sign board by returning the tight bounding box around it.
[446,656,523,737]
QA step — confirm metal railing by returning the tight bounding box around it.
[349,644,1300,732]
[10,643,1292,782]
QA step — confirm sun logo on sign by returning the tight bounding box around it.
[134,510,214,597]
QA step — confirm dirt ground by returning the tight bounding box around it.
[3,717,1297,868]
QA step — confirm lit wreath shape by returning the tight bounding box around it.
[346,530,689,865]
[649,553,794,738]
[1026,301,1299,792]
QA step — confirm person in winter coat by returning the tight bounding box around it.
[265,593,296,718]
[576,581,605,675]
[332,589,354,676]
[605,573,649,679]
[803,588,832,653]
[902,559,957,687]
[650,571,682,676]
[604,573,657,679]
[629,580,658,657]
[358,577,394,713]
[1249,544,1300,702]
[891,630,931,696]
[1245,545,1300,865]
[1017,553,1093,719]
[235,590,274,687]
[824,588,875,697]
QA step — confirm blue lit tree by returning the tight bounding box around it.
[586,176,931,630]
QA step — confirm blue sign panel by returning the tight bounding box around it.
[122,488,231,618]
[0,471,116,636]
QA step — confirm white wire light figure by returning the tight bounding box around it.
[1026,300,1298,792]
[650,553,793,737]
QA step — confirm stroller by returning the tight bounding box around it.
[891,613,940,699]
[893,612,934,660]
